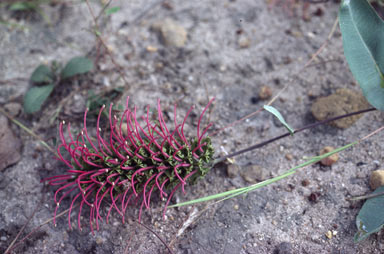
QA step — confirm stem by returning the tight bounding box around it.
[0,107,57,157]
[136,221,174,254]
[213,107,376,165]
[347,191,384,201]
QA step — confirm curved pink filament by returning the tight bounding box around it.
[174,163,190,185]
[131,166,155,196]
[67,192,82,230]
[181,105,194,147]
[197,98,215,142]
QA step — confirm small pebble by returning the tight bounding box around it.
[285,153,293,161]
[319,146,339,166]
[238,35,251,48]
[146,45,158,52]
[325,230,333,239]
[1,236,7,241]
[96,237,104,245]
[234,204,239,210]
[370,170,384,190]
[258,86,272,100]
[4,102,22,117]
[226,164,240,178]
[301,179,310,187]
[240,165,265,183]
[152,18,187,47]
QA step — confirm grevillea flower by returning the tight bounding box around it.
[44,97,215,233]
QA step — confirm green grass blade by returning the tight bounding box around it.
[169,141,357,208]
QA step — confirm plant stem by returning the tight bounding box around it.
[213,107,376,165]
[0,107,57,156]
[347,191,384,201]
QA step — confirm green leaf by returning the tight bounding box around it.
[24,84,54,114]
[61,57,93,79]
[105,6,120,16]
[9,2,36,11]
[354,185,384,242]
[263,105,294,134]
[30,64,53,83]
[339,0,384,111]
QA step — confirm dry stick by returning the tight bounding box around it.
[95,0,113,22]
[214,107,376,164]
[348,190,384,201]
[130,0,166,25]
[4,188,46,254]
[136,221,175,254]
[123,229,136,254]
[5,205,78,254]
[0,107,57,156]
[84,0,130,87]
[210,17,339,137]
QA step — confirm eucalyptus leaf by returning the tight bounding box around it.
[354,185,384,242]
[61,57,93,79]
[24,84,54,114]
[339,0,384,110]
[263,105,294,134]
[30,64,53,83]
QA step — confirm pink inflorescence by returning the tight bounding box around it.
[44,97,215,233]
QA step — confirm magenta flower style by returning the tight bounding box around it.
[44,97,215,233]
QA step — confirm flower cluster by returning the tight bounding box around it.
[44,97,215,233]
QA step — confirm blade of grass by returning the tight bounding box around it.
[169,141,357,208]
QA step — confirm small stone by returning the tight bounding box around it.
[319,146,339,166]
[311,88,370,129]
[240,165,265,183]
[274,242,292,254]
[301,179,310,187]
[258,86,272,100]
[238,35,251,48]
[4,102,22,117]
[370,170,384,190]
[233,204,239,210]
[227,164,240,178]
[152,18,187,47]
[146,45,158,52]
[96,237,104,245]
[0,236,7,241]
[0,115,21,171]
[325,230,333,239]
[285,153,293,161]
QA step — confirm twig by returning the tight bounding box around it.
[0,107,57,156]
[95,0,113,22]
[4,205,78,254]
[214,107,376,164]
[4,187,46,254]
[136,221,174,254]
[84,0,130,87]
[130,0,166,25]
[348,190,384,201]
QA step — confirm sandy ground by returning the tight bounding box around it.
[1,0,384,253]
